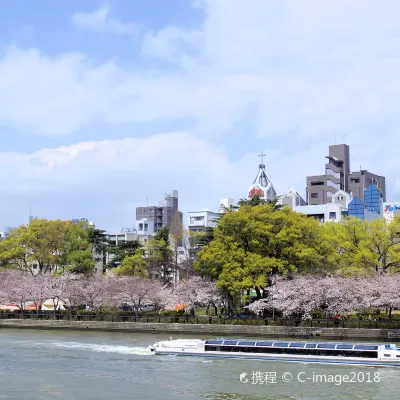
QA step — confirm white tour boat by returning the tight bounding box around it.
[149,338,400,368]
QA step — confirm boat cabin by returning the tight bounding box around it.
[204,339,399,359]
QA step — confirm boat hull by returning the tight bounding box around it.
[154,350,400,368]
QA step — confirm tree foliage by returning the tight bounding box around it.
[113,249,148,277]
[322,217,400,275]
[0,219,93,274]
[195,204,334,298]
[106,240,142,269]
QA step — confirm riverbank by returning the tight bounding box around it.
[1,319,400,341]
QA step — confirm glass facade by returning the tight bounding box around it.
[364,184,381,214]
[348,197,365,220]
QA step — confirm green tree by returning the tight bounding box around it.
[146,227,174,283]
[0,219,71,274]
[107,240,142,269]
[237,195,282,210]
[195,204,334,301]
[87,227,109,264]
[324,216,400,275]
[113,249,148,277]
[62,221,95,275]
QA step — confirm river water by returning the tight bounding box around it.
[0,329,397,399]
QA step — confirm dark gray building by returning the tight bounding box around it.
[306,144,386,205]
[135,190,183,235]
[348,170,386,202]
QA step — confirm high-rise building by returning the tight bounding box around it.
[348,170,386,202]
[135,190,183,235]
[306,144,386,205]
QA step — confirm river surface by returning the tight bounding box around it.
[0,329,398,399]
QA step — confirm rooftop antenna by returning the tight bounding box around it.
[342,133,347,144]
[146,196,148,208]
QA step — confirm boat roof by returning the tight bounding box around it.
[205,338,383,350]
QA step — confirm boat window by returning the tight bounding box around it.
[289,343,306,348]
[354,345,378,351]
[222,340,238,346]
[317,344,336,349]
[205,340,223,345]
[273,342,289,347]
[256,341,274,347]
[336,345,354,350]
[237,341,256,346]
[305,344,317,348]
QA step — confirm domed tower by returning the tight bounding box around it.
[247,152,277,202]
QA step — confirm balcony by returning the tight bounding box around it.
[189,220,206,226]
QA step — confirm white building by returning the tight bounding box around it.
[0,227,16,241]
[217,197,235,213]
[281,188,307,209]
[135,218,155,235]
[382,202,400,222]
[187,210,220,233]
[294,203,345,223]
[283,188,351,222]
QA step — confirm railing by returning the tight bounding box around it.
[1,313,400,329]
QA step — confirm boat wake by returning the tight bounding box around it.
[47,341,153,356]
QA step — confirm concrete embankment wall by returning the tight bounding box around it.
[1,319,400,341]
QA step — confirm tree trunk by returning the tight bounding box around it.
[227,294,234,318]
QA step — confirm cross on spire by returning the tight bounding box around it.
[258,151,266,165]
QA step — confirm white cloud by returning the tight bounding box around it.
[0,131,329,230]
[71,3,136,36]
[1,0,400,223]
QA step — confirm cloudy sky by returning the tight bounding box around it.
[0,0,399,231]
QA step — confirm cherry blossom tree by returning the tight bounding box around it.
[366,275,400,319]
[74,276,115,311]
[110,276,164,316]
[24,274,52,314]
[0,270,30,311]
[44,274,75,314]
[248,275,370,319]
[165,277,220,314]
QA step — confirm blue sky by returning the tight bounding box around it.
[0,0,399,231]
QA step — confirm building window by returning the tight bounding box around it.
[139,223,143,231]
[327,180,340,190]
[311,193,318,199]
[144,224,148,232]
[348,197,365,221]
[326,168,340,179]
[329,212,336,219]
[311,181,324,186]
[350,178,360,184]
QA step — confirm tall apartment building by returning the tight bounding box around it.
[135,190,183,235]
[306,144,386,205]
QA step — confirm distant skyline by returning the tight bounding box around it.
[0,1,399,231]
